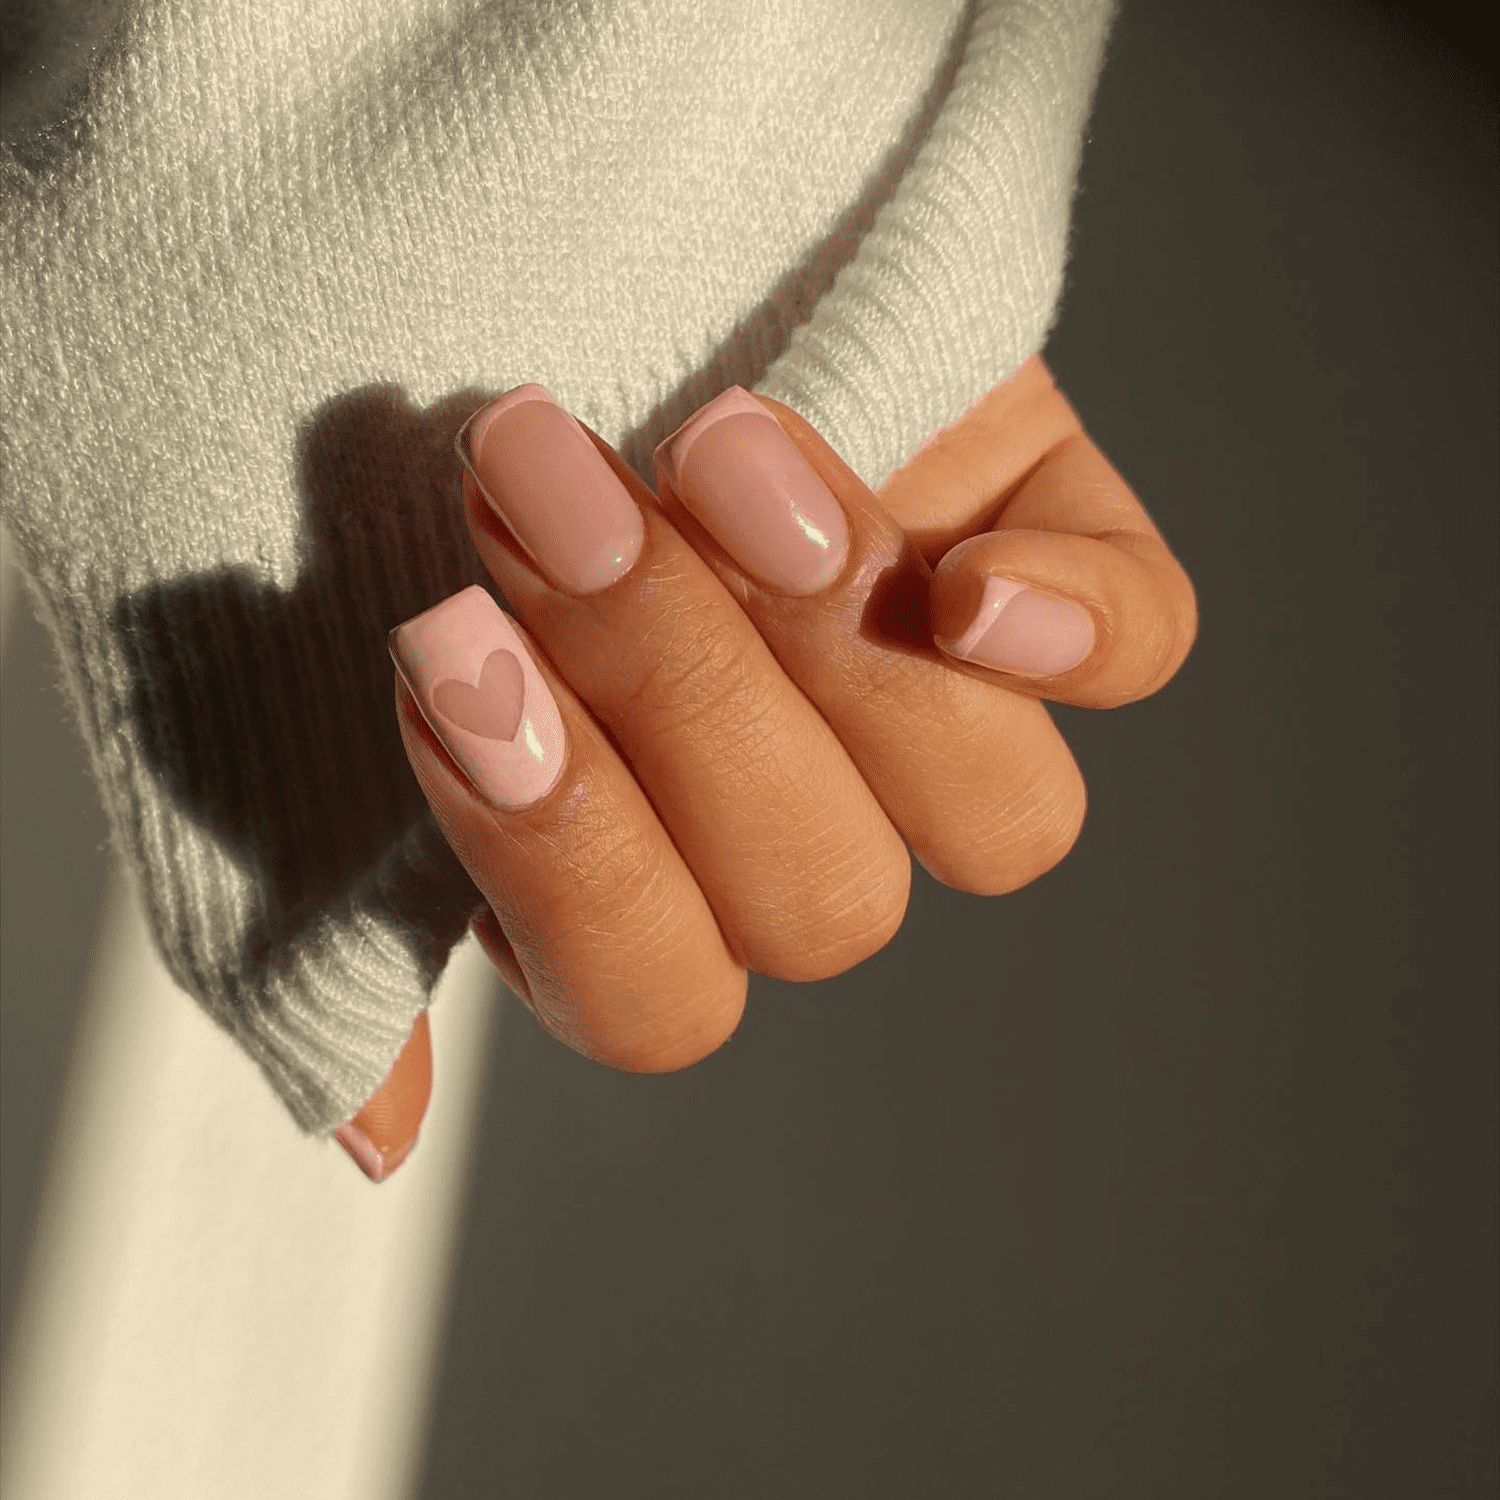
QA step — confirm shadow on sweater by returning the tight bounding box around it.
[108,385,498,1012]
[0,0,126,173]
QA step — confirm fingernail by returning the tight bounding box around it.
[938,576,1095,677]
[653,386,849,596]
[335,1120,418,1183]
[457,385,645,595]
[389,584,566,808]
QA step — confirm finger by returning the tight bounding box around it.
[469,903,533,1005]
[456,387,911,983]
[335,1009,431,1183]
[874,356,1198,708]
[652,388,1088,898]
[929,433,1198,708]
[391,586,746,1071]
[878,354,1082,562]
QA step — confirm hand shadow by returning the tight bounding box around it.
[110,385,498,1064]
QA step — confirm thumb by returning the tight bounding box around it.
[334,1010,432,1182]
[929,433,1197,708]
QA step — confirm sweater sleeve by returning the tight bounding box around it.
[0,0,1115,1134]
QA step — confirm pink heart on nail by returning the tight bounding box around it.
[432,649,526,741]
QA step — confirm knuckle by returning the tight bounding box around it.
[526,777,663,913]
[933,759,1087,896]
[595,967,749,1074]
[611,598,766,739]
[751,837,911,982]
[522,820,751,1073]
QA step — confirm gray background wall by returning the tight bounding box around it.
[3,1,1495,1496]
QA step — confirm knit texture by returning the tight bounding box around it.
[0,0,1114,1132]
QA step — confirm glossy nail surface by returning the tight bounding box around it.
[457,385,645,595]
[655,387,849,596]
[389,585,566,809]
[937,575,1095,677]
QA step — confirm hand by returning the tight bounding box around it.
[335,356,1197,1180]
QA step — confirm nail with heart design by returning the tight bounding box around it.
[389,584,566,810]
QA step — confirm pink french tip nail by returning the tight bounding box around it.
[389,585,567,810]
[336,1121,390,1182]
[456,386,645,596]
[938,575,1096,677]
[336,1120,419,1183]
[653,386,850,597]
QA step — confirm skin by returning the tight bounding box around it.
[336,355,1198,1180]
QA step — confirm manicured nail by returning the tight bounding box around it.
[389,584,566,808]
[336,1012,431,1183]
[654,387,849,596]
[335,1120,417,1183]
[938,576,1095,677]
[457,385,645,595]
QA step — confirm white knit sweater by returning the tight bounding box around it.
[0,0,1115,1132]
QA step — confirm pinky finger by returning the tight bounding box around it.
[335,1009,433,1183]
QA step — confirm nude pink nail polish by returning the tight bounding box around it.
[335,1121,419,1184]
[653,387,849,596]
[389,585,566,808]
[938,576,1096,677]
[457,385,645,596]
[336,1121,389,1182]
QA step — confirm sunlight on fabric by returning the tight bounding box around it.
[0,872,496,1500]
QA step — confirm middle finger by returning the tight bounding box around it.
[457,386,911,982]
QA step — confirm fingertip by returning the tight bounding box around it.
[335,1009,432,1183]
